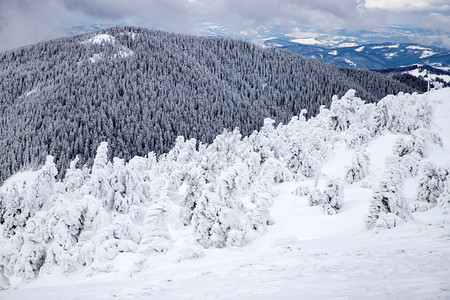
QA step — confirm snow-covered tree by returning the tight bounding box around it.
[307,178,344,215]
[415,163,449,212]
[392,137,414,157]
[321,178,344,215]
[88,142,113,208]
[345,148,370,184]
[250,118,285,163]
[140,204,170,254]
[63,156,87,194]
[366,164,411,229]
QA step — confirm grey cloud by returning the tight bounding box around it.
[0,0,68,51]
[0,0,447,52]
[63,0,387,33]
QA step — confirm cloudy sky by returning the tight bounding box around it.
[0,0,449,51]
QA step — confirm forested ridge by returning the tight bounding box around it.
[0,26,417,182]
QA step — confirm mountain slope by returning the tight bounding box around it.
[1,88,449,298]
[0,26,416,182]
[374,65,450,90]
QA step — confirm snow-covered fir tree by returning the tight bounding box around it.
[366,162,412,229]
[415,163,449,212]
[345,148,370,184]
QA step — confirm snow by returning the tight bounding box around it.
[328,50,338,56]
[344,58,357,67]
[420,50,436,59]
[2,208,449,299]
[0,170,38,193]
[354,46,365,52]
[82,34,134,62]
[384,52,397,59]
[290,37,322,45]
[371,44,399,49]
[88,53,103,63]
[406,68,450,85]
[406,45,430,51]
[427,88,450,163]
[25,89,37,97]
[84,34,116,45]
[126,32,137,40]
[2,89,450,299]
[116,47,134,59]
[337,42,358,48]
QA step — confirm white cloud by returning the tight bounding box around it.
[428,12,450,32]
[365,0,450,12]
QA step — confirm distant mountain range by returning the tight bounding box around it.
[263,39,450,70]
[61,24,450,71]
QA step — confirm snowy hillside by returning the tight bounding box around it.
[375,64,450,91]
[1,88,450,299]
[405,66,450,88]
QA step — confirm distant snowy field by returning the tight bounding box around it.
[1,89,450,299]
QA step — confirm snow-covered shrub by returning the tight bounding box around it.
[14,211,49,279]
[360,178,374,189]
[0,156,58,238]
[411,129,442,158]
[139,204,170,254]
[63,156,86,193]
[293,185,310,197]
[366,164,411,230]
[345,125,371,149]
[307,187,323,207]
[260,157,292,184]
[88,142,114,207]
[0,266,9,290]
[246,170,275,234]
[392,137,414,157]
[393,130,442,160]
[111,156,152,213]
[250,118,286,162]
[44,195,86,273]
[307,179,344,215]
[437,180,450,211]
[321,179,344,215]
[191,184,229,248]
[373,99,389,135]
[286,126,331,178]
[178,171,206,226]
[0,183,26,238]
[415,163,449,212]
[329,89,365,132]
[345,149,370,184]
[373,212,405,230]
[379,92,433,134]
[402,154,421,177]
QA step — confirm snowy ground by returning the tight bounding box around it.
[2,89,450,299]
